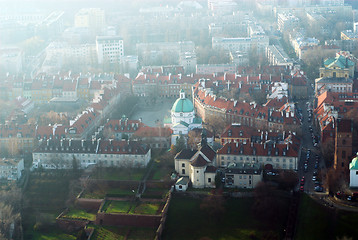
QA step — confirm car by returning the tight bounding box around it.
[314,186,323,192]
[313,171,318,176]
[304,165,308,172]
[347,196,352,201]
[300,186,304,192]
[312,175,317,181]
[314,162,319,169]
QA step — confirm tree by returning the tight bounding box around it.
[324,168,343,195]
[0,202,20,239]
[277,170,298,191]
[187,130,201,150]
[171,135,186,155]
[204,115,227,138]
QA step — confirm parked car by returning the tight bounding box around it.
[300,186,304,192]
[314,186,323,192]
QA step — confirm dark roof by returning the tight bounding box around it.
[205,166,217,173]
[191,154,208,167]
[199,144,216,161]
[175,149,197,160]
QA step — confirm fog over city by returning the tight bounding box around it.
[0,0,358,239]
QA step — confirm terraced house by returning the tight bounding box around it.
[32,139,151,170]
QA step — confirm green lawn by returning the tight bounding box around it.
[295,194,358,240]
[82,188,136,199]
[31,228,77,240]
[129,202,161,215]
[91,226,129,240]
[163,195,288,240]
[127,227,156,240]
[91,168,146,181]
[142,188,169,199]
[102,200,133,214]
[61,209,96,221]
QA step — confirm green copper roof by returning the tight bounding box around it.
[324,55,354,69]
[171,98,194,113]
[350,156,358,170]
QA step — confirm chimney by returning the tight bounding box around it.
[69,139,72,147]
[259,74,261,80]
[236,142,238,148]
[81,139,84,148]
[47,139,50,146]
[60,139,63,147]
[264,142,266,149]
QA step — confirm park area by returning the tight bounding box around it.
[162,194,289,240]
[90,167,147,181]
[101,200,162,215]
[89,225,156,240]
[295,194,358,240]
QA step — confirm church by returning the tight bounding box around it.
[165,89,202,144]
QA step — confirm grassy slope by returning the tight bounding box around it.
[295,194,358,240]
[163,195,288,240]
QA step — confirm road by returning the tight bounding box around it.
[296,80,324,194]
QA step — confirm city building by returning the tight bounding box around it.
[174,142,216,188]
[0,47,23,75]
[74,8,106,35]
[32,139,151,170]
[212,36,269,55]
[179,52,197,74]
[349,154,358,188]
[334,119,353,180]
[96,36,124,64]
[223,163,262,188]
[266,45,294,67]
[0,158,24,181]
[165,89,202,144]
[217,139,299,171]
[277,13,300,33]
[104,117,145,140]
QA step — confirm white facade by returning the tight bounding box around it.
[0,158,24,181]
[212,36,269,54]
[96,36,124,64]
[350,169,358,188]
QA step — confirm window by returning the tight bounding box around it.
[208,178,211,183]
[342,151,346,159]
[356,171,358,175]
[342,162,344,167]
[197,170,199,173]
[179,185,182,189]
[182,169,185,174]
[182,163,185,167]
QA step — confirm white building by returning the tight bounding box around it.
[212,36,269,54]
[74,8,106,35]
[349,154,358,188]
[0,158,24,181]
[165,90,202,144]
[32,139,151,170]
[179,52,197,74]
[96,36,124,64]
[174,143,216,188]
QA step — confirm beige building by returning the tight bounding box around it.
[224,163,262,189]
[174,143,217,189]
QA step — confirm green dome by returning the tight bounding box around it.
[350,156,358,170]
[171,98,194,113]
